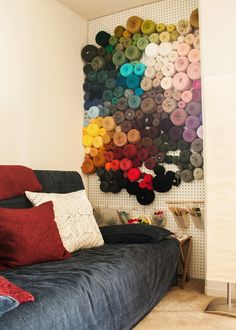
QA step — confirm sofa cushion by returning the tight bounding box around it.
[100,224,172,244]
[25,190,104,253]
[0,165,42,200]
[0,202,71,270]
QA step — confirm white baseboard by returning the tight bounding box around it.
[205,280,236,298]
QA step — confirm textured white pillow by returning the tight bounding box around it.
[25,190,104,253]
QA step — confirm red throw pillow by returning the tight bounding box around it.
[0,202,71,270]
[0,276,35,303]
[0,165,42,199]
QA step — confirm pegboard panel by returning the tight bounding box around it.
[88,0,199,43]
[87,0,205,279]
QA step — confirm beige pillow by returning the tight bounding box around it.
[25,190,104,253]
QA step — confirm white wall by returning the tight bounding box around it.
[200,0,236,293]
[57,0,156,20]
[0,0,87,184]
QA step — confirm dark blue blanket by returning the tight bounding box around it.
[0,296,19,317]
[0,239,179,330]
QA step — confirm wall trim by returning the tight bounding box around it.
[205,280,236,298]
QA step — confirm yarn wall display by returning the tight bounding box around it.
[81,8,203,205]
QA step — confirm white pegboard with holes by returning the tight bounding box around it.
[87,0,204,279]
[88,0,199,43]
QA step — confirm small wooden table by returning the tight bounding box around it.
[177,236,192,289]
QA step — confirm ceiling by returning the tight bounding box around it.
[57,0,157,20]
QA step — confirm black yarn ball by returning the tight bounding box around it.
[110,181,122,193]
[126,181,140,195]
[136,189,155,205]
[96,167,106,179]
[100,181,110,192]
[83,63,93,75]
[104,171,115,182]
[81,45,98,63]
[154,165,165,176]
[95,31,111,47]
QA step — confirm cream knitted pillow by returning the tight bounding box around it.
[25,190,104,253]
